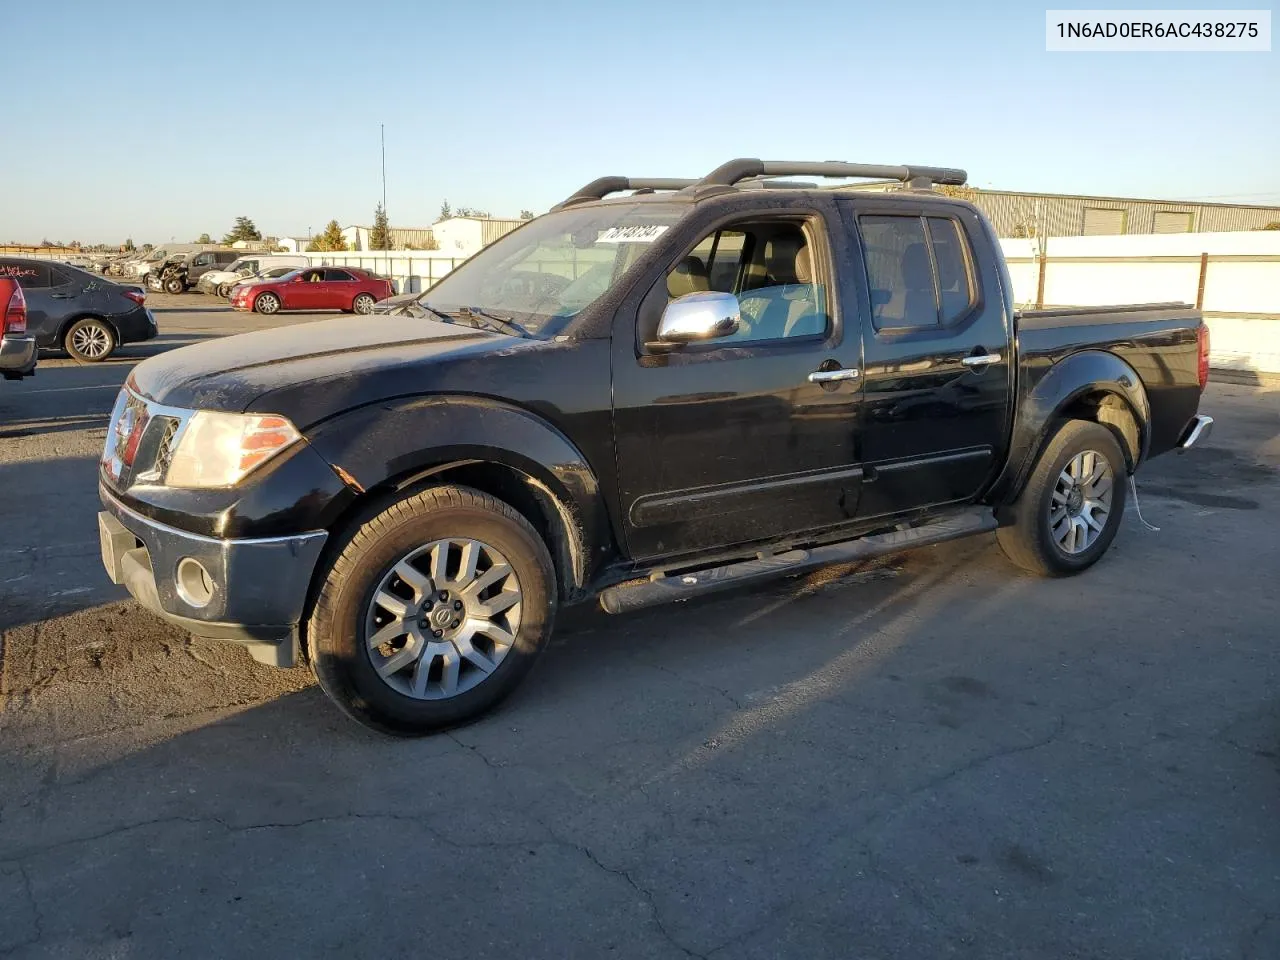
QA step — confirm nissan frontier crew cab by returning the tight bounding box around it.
[97,158,1214,735]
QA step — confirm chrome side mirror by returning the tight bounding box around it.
[656,291,741,345]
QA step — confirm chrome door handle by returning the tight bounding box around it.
[808,367,860,384]
[961,353,1002,367]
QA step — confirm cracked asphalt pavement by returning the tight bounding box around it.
[1,294,1278,959]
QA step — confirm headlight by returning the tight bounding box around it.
[165,411,302,488]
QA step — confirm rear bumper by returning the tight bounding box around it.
[1177,415,1213,450]
[109,304,158,344]
[0,334,37,379]
[98,485,328,667]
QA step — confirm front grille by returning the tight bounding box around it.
[101,388,189,489]
[131,416,181,483]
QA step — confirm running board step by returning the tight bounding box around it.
[598,508,997,615]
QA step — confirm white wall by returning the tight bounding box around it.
[999,232,1280,375]
[431,219,484,256]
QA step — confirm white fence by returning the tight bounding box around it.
[1000,232,1280,375]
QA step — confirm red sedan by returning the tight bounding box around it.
[230,266,394,315]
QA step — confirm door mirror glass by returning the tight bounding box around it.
[657,291,741,344]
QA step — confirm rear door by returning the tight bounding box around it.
[323,268,358,309]
[0,260,59,342]
[610,199,866,561]
[836,198,1013,519]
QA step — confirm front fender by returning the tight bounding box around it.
[990,350,1149,505]
[304,394,612,589]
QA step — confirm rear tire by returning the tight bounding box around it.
[306,484,557,735]
[64,317,117,362]
[996,419,1127,577]
[353,293,375,314]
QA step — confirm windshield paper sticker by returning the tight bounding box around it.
[596,225,669,244]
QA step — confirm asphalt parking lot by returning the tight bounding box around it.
[1,293,1278,959]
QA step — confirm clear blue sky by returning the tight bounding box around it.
[2,0,1276,244]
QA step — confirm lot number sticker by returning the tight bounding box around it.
[596,225,669,244]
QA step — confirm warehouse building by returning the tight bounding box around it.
[845,183,1280,238]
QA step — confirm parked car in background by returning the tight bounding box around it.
[225,265,304,297]
[197,255,308,297]
[229,266,393,315]
[0,257,157,361]
[0,278,37,380]
[146,249,242,294]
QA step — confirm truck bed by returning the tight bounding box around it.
[1015,301,1204,459]
[1019,302,1200,330]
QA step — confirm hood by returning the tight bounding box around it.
[371,292,420,314]
[128,314,522,423]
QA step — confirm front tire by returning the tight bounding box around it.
[64,317,117,362]
[306,484,557,735]
[163,276,185,295]
[216,283,231,298]
[254,292,280,315]
[996,419,1128,577]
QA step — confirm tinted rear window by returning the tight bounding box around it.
[0,260,54,288]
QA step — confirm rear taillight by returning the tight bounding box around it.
[1197,323,1210,390]
[123,289,146,307]
[2,283,28,335]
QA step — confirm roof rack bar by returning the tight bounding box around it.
[553,177,697,210]
[698,159,967,190]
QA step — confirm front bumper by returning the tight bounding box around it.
[98,485,328,667]
[0,334,37,379]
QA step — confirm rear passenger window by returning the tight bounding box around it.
[859,215,975,330]
[0,261,54,288]
[927,217,974,324]
[325,269,354,282]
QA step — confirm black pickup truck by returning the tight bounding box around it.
[97,159,1213,734]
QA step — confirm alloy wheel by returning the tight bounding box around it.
[1049,450,1114,554]
[71,323,112,359]
[364,538,522,700]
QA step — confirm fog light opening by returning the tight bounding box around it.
[176,557,215,608]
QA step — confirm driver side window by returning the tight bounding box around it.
[662,220,829,343]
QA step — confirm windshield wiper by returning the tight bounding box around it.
[457,305,530,337]
[420,302,530,337]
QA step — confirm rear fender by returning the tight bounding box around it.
[304,395,613,594]
[990,350,1149,505]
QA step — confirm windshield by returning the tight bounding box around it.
[418,203,683,338]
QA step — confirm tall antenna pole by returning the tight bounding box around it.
[380,123,387,215]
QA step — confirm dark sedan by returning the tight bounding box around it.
[0,258,158,361]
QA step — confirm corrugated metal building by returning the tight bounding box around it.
[843,183,1280,238]
[478,218,527,245]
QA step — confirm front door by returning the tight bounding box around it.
[611,206,865,562]
[836,200,1014,520]
[281,268,327,309]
